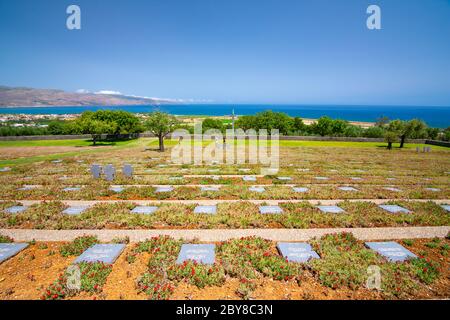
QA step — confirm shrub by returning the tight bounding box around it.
[59,235,98,257]
[0,234,13,243]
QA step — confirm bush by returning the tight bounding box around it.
[59,235,98,257]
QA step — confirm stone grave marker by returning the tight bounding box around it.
[110,185,125,193]
[157,164,168,168]
[365,242,417,262]
[211,175,220,181]
[292,187,309,193]
[62,205,90,216]
[317,205,345,214]
[194,205,217,214]
[416,147,420,153]
[63,187,81,192]
[297,168,310,172]
[383,186,401,192]
[208,169,220,173]
[425,187,440,192]
[259,205,283,214]
[169,176,183,181]
[176,244,215,265]
[17,185,37,191]
[277,177,292,181]
[4,205,28,214]
[131,206,158,215]
[0,243,29,264]
[104,164,116,181]
[239,168,251,172]
[315,177,329,180]
[350,177,362,181]
[386,178,396,181]
[249,186,265,193]
[338,186,358,192]
[440,205,450,212]
[277,243,320,263]
[122,164,133,178]
[90,164,102,179]
[155,186,174,193]
[379,204,411,214]
[201,186,220,192]
[0,167,11,172]
[74,244,126,264]
[51,159,63,164]
[243,176,257,182]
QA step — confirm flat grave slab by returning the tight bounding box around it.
[386,178,397,181]
[425,188,441,192]
[17,185,38,191]
[243,176,257,181]
[379,205,411,214]
[440,205,450,212]
[169,176,183,181]
[155,186,174,193]
[62,206,90,216]
[176,244,215,265]
[383,187,401,192]
[74,244,126,264]
[194,205,217,214]
[238,168,251,172]
[249,186,265,193]
[4,205,28,214]
[0,167,11,172]
[208,169,220,173]
[329,169,338,173]
[317,205,345,214]
[51,160,63,164]
[365,242,417,262]
[292,187,309,193]
[63,187,81,192]
[338,186,358,192]
[350,177,363,181]
[201,186,220,192]
[110,186,125,193]
[277,242,320,263]
[277,176,292,181]
[211,176,220,180]
[0,243,29,264]
[259,205,283,214]
[315,176,329,180]
[297,168,310,172]
[157,164,168,168]
[131,206,158,215]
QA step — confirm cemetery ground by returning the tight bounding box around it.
[0,137,449,300]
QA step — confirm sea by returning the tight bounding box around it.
[0,104,449,128]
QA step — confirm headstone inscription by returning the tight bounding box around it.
[131,206,158,215]
[122,164,133,178]
[249,186,265,193]
[317,205,345,214]
[378,204,411,214]
[62,206,90,216]
[292,187,309,193]
[90,164,102,179]
[74,244,126,264]
[4,205,28,214]
[259,205,283,214]
[193,205,217,214]
[365,242,417,262]
[104,164,116,181]
[277,243,320,263]
[176,244,215,265]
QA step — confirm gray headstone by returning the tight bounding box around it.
[155,186,173,193]
[425,188,440,192]
[62,206,90,216]
[122,164,133,178]
[51,160,62,164]
[63,187,81,192]
[379,204,411,214]
[157,164,168,168]
[365,242,417,262]
[110,186,125,193]
[292,187,309,193]
[277,177,292,181]
[440,205,450,212]
[131,206,158,214]
[0,167,11,172]
[211,175,220,180]
[176,244,215,265]
[386,178,396,181]
[416,147,420,152]
[169,176,183,181]
[239,168,251,172]
[104,164,116,181]
[317,205,345,214]
[90,164,102,179]
[384,187,401,192]
[243,176,257,182]
[201,186,220,192]
[249,186,265,193]
[0,243,29,264]
[194,205,217,214]
[338,186,358,192]
[297,168,310,172]
[74,244,126,264]
[315,177,329,180]
[18,185,37,191]
[277,243,320,263]
[208,169,220,173]
[350,177,362,181]
[4,205,28,214]
[259,205,283,214]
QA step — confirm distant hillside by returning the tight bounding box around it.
[0,86,174,107]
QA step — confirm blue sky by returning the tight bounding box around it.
[1,0,449,105]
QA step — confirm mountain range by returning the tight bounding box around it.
[0,86,174,107]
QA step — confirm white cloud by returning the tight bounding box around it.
[76,89,90,93]
[95,90,122,95]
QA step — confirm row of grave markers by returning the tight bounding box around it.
[4,204,450,216]
[0,239,419,267]
[90,164,134,181]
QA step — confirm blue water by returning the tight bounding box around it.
[0,104,449,128]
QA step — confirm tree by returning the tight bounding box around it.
[144,111,179,152]
[384,131,398,150]
[292,117,306,134]
[311,116,333,136]
[388,119,427,148]
[75,110,143,145]
[202,118,225,133]
[426,127,439,140]
[364,126,385,138]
